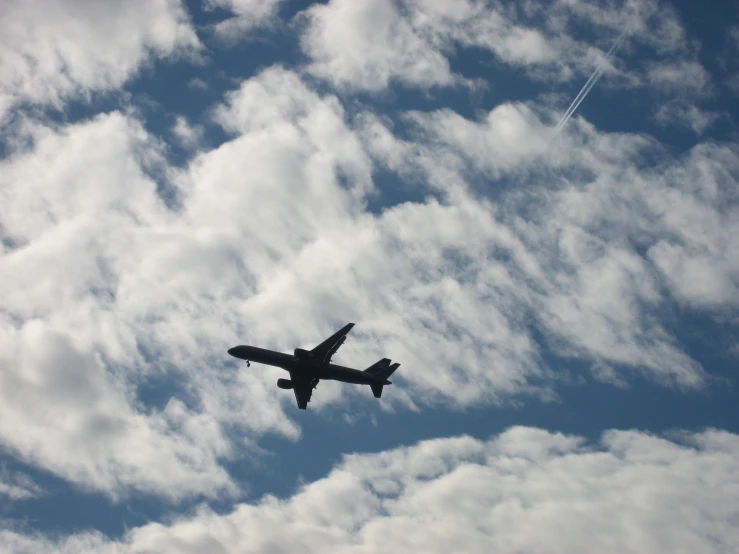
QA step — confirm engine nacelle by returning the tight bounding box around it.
[277,378,294,390]
[294,348,312,359]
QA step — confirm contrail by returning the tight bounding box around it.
[549,32,626,142]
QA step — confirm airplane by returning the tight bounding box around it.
[227,323,399,409]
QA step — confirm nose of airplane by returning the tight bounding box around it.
[228,345,253,360]
[227,346,240,357]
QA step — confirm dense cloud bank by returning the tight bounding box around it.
[3,427,739,553]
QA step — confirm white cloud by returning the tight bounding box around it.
[3,427,739,553]
[0,67,381,496]
[187,77,209,91]
[0,319,236,501]
[0,466,42,501]
[298,0,699,93]
[557,0,685,51]
[365,102,733,387]
[648,60,712,97]
[0,1,736,547]
[649,241,739,307]
[0,113,235,500]
[531,134,739,376]
[655,101,720,134]
[0,0,200,122]
[645,144,739,309]
[299,0,458,91]
[172,115,205,149]
[205,0,285,40]
[403,103,551,174]
[1,59,737,500]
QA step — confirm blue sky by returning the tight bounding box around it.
[1,0,738,552]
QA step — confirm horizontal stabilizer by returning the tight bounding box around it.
[374,362,399,382]
[364,358,391,375]
[370,383,384,398]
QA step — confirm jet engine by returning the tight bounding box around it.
[294,348,312,359]
[277,378,294,390]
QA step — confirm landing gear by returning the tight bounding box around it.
[246,360,251,367]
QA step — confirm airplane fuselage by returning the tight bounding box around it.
[227,345,390,385]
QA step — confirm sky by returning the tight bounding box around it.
[1,0,738,552]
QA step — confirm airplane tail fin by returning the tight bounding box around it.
[368,362,400,398]
[375,362,399,381]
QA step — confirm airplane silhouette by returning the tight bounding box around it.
[228,323,399,409]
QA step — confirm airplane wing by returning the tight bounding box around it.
[292,380,314,410]
[288,370,315,410]
[310,323,354,366]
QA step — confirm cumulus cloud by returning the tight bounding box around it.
[0,114,236,501]
[1,52,737,500]
[298,0,700,94]
[0,319,235,501]
[0,0,200,122]
[299,0,458,91]
[172,115,205,149]
[365,100,738,386]
[1,0,737,548]
[3,427,739,553]
[0,67,379,497]
[645,144,739,308]
[205,0,285,40]
[403,102,552,174]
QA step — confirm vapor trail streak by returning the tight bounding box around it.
[552,66,603,135]
[550,32,626,142]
